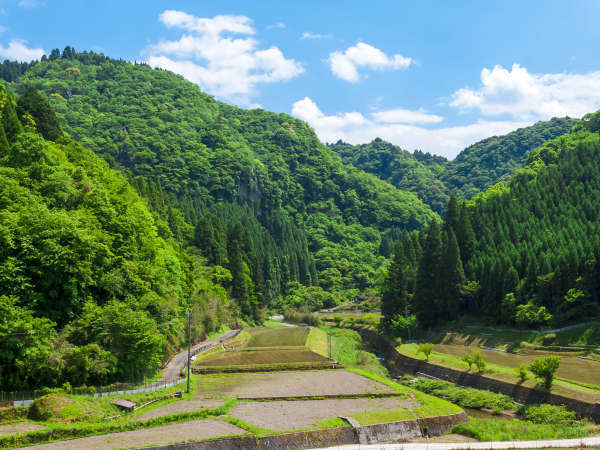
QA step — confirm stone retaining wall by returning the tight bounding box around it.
[145,411,467,449]
[355,328,600,422]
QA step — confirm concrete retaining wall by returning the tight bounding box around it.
[355,328,600,422]
[146,412,467,450]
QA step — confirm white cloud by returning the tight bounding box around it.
[292,97,528,159]
[450,64,600,120]
[371,108,443,124]
[267,22,286,29]
[18,0,44,9]
[0,39,44,62]
[301,32,333,40]
[146,11,303,103]
[328,42,412,82]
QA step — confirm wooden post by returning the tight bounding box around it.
[186,308,191,394]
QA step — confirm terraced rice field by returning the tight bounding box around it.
[194,326,330,370]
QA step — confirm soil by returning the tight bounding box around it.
[195,370,396,399]
[230,397,417,430]
[409,433,479,443]
[0,422,45,436]
[133,399,224,421]
[27,418,245,449]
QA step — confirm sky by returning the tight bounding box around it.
[1,0,600,158]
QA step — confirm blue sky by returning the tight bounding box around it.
[1,0,600,158]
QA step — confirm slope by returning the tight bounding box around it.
[10,50,437,304]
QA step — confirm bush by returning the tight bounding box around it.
[282,308,322,326]
[541,333,557,346]
[417,343,433,361]
[462,353,475,370]
[473,351,486,373]
[515,364,528,383]
[389,314,418,339]
[517,404,578,425]
[529,356,561,390]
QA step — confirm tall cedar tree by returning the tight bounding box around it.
[414,221,443,328]
[16,86,62,141]
[381,242,408,330]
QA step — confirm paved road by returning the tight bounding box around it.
[158,329,241,383]
[318,436,600,449]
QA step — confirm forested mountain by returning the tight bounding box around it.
[0,82,233,390]
[440,117,577,200]
[382,110,600,333]
[329,118,575,214]
[7,49,437,309]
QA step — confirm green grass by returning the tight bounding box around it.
[247,327,310,347]
[324,327,388,377]
[306,327,328,357]
[350,408,415,425]
[262,320,285,328]
[314,417,347,428]
[195,349,328,367]
[452,416,595,441]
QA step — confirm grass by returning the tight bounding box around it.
[396,342,600,400]
[452,416,595,441]
[350,408,415,425]
[324,326,389,377]
[195,349,328,367]
[247,327,310,348]
[306,327,328,357]
[0,406,28,424]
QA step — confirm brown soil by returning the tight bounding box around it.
[230,397,417,430]
[0,422,45,436]
[133,399,224,421]
[195,370,395,399]
[27,418,245,449]
[409,433,479,443]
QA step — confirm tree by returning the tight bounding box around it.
[529,356,561,390]
[439,229,465,319]
[381,242,408,330]
[462,353,475,370]
[418,343,433,361]
[16,86,62,141]
[473,350,486,373]
[414,222,443,328]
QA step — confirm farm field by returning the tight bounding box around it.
[193,326,331,370]
[396,342,600,401]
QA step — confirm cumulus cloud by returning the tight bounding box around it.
[145,10,303,103]
[301,32,333,40]
[292,97,528,159]
[328,42,412,82]
[0,39,44,62]
[450,64,600,120]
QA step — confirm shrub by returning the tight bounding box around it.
[462,353,475,370]
[417,343,433,361]
[333,316,343,327]
[517,404,578,425]
[529,356,561,390]
[515,364,529,383]
[541,333,557,346]
[473,351,486,373]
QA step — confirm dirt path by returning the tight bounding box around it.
[27,419,245,449]
[159,329,241,383]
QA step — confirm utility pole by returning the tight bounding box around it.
[186,308,192,394]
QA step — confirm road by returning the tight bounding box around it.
[318,436,600,449]
[158,328,241,383]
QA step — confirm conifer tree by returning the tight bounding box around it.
[439,229,465,319]
[1,93,23,142]
[16,86,62,141]
[414,221,443,328]
[381,242,408,330]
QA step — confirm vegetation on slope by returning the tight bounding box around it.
[9,48,437,313]
[0,81,233,390]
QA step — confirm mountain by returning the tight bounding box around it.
[329,139,450,214]
[440,117,577,199]
[0,81,232,390]
[382,109,600,331]
[8,49,437,307]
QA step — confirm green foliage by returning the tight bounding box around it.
[16,86,63,141]
[462,353,475,370]
[529,356,561,390]
[389,314,418,339]
[417,343,433,360]
[282,309,323,326]
[517,403,578,425]
[452,416,592,441]
[12,53,437,312]
[516,364,529,383]
[473,350,486,373]
[411,378,515,411]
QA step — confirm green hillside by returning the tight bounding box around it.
[382,111,600,331]
[0,82,232,390]
[329,118,575,214]
[9,50,437,308]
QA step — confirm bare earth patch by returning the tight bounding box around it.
[0,422,45,436]
[133,399,224,421]
[231,397,418,430]
[28,418,245,449]
[196,370,395,399]
[409,433,479,443]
